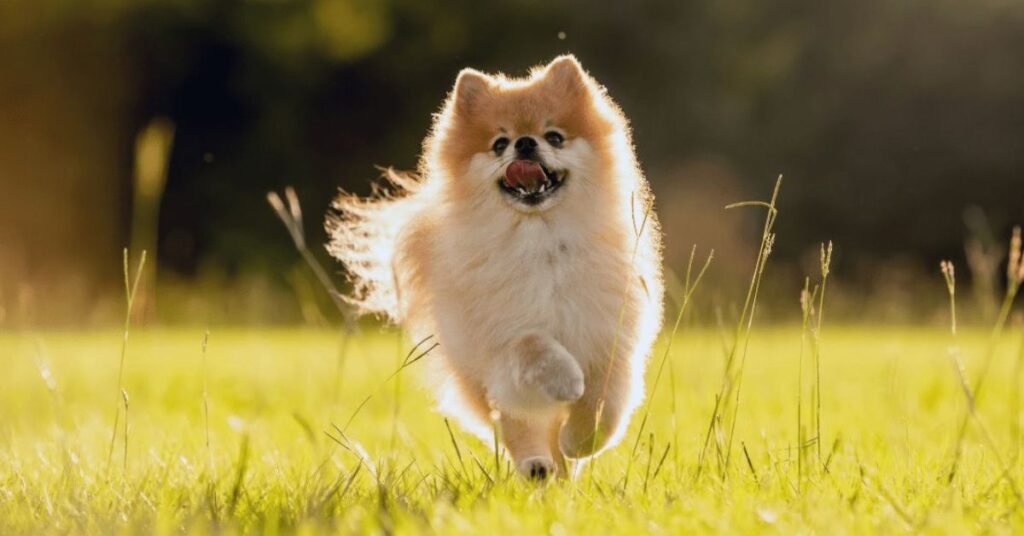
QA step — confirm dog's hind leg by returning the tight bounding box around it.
[559,356,631,460]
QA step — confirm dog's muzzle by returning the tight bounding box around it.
[500,159,566,206]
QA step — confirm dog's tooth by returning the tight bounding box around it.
[539,183,547,193]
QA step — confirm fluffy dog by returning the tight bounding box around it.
[328,55,663,480]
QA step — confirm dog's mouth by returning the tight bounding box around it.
[499,159,566,206]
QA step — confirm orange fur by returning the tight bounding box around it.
[328,56,664,480]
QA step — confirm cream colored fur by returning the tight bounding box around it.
[328,55,663,480]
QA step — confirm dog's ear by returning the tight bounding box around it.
[541,55,588,96]
[452,68,492,115]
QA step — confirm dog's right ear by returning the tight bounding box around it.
[452,68,491,115]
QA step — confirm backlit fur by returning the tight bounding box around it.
[328,56,663,479]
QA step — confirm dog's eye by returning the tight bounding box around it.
[544,131,565,147]
[492,137,510,154]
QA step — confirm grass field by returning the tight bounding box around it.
[3,324,1023,534]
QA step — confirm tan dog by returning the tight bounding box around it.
[328,55,663,480]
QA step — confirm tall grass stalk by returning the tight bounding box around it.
[667,335,681,475]
[390,331,404,452]
[587,193,655,482]
[741,441,759,485]
[31,340,70,468]
[971,226,1023,399]
[443,418,470,482]
[268,187,356,403]
[797,278,817,490]
[697,175,783,479]
[946,226,1024,486]
[940,259,1023,505]
[1012,335,1024,462]
[200,332,213,467]
[106,248,146,475]
[201,331,211,458]
[622,245,713,491]
[227,432,250,516]
[660,268,689,474]
[199,331,218,513]
[813,241,833,467]
[491,412,503,483]
[325,333,437,468]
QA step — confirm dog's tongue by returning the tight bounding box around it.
[504,160,545,189]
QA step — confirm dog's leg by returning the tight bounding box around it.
[484,333,580,479]
[559,358,630,459]
[501,415,565,480]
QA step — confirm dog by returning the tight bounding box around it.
[328,55,663,480]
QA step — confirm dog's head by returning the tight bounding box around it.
[427,55,628,214]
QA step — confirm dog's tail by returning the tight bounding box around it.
[326,169,421,323]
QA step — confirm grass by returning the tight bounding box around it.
[3,179,1021,533]
[2,324,1024,534]
[4,181,1024,534]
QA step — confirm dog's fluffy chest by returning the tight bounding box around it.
[494,219,584,304]
[433,213,627,360]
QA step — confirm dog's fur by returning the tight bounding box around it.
[327,56,663,479]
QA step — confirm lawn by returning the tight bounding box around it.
[2,324,1022,534]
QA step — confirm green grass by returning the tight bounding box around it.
[2,325,1023,534]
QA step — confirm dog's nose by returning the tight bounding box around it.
[514,136,538,156]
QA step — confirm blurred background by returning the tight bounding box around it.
[1,0,1022,327]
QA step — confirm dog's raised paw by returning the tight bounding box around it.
[543,368,584,402]
[529,352,584,402]
[515,336,586,404]
[518,456,557,481]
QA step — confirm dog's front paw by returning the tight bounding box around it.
[521,349,585,402]
[542,363,585,402]
[518,456,557,481]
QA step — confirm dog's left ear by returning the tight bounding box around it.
[541,55,588,96]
